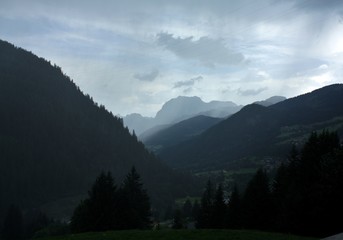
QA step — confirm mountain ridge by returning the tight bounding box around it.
[123,96,242,135]
[158,84,343,171]
[142,115,223,153]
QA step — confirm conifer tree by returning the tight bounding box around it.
[118,167,151,229]
[70,172,118,232]
[242,169,272,230]
[212,183,226,228]
[196,179,214,228]
[226,184,241,229]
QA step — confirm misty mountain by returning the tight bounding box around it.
[142,115,223,153]
[123,96,242,135]
[123,113,155,135]
[139,96,286,151]
[0,39,199,220]
[158,84,343,171]
[254,96,286,107]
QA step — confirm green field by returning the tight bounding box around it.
[36,229,318,240]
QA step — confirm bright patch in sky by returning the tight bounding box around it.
[1,0,343,116]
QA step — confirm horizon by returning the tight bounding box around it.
[1,0,343,117]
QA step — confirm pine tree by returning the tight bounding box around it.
[70,172,118,233]
[212,183,226,228]
[118,167,151,229]
[288,131,343,236]
[242,169,272,230]
[271,163,290,232]
[70,199,91,233]
[270,131,343,237]
[226,184,241,229]
[196,179,214,228]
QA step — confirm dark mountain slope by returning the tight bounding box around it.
[159,84,343,171]
[160,104,283,170]
[142,115,223,153]
[271,84,343,125]
[0,40,198,219]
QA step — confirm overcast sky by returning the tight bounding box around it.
[1,0,343,117]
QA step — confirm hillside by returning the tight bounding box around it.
[159,84,343,171]
[142,115,223,153]
[0,39,198,220]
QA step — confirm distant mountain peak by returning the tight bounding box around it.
[124,95,242,135]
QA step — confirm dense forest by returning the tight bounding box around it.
[0,39,200,223]
[192,131,343,238]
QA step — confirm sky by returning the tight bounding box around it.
[1,0,343,117]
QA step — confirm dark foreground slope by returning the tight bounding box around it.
[159,84,343,171]
[0,40,198,219]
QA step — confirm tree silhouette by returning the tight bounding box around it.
[241,169,272,230]
[226,184,241,229]
[118,167,151,229]
[196,179,214,229]
[270,131,343,237]
[70,172,118,232]
[212,183,226,228]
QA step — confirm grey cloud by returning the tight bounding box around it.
[134,70,159,81]
[157,33,244,67]
[238,87,268,96]
[183,87,193,94]
[173,76,203,88]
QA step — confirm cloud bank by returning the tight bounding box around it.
[1,0,343,116]
[157,33,244,67]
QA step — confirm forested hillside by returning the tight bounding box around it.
[159,84,343,171]
[0,40,199,221]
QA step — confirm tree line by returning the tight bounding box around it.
[195,130,343,237]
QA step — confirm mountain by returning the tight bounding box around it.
[123,96,242,135]
[254,96,286,107]
[123,113,155,135]
[158,84,343,171]
[154,96,239,124]
[0,39,199,220]
[142,115,223,153]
